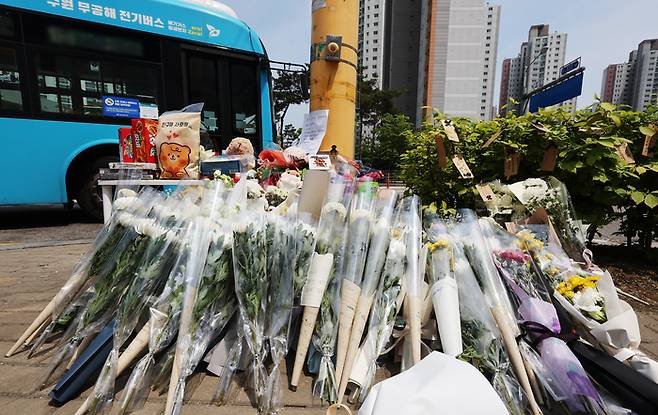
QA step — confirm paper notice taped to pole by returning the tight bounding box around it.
[295,110,329,155]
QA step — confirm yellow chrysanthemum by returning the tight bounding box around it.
[427,240,449,252]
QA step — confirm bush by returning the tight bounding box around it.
[398,103,658,246]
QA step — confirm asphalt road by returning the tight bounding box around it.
[0,205,102,248]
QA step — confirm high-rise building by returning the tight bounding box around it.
[500,24,576,114]
[382,0,423,119]
[418,0,501,122]
[600,40,657,111]
[357,0,500,124]
[601,58,635,105]
[358,0,387,88]
[632,40,658,111]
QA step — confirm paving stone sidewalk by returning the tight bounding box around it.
[1,244,656,414]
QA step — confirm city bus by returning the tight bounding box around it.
[0,0,274,219]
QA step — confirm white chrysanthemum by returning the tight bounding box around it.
[116,188,138,199]
[277,172,302,192]
[322,202,347,220]
[113,196,140,211]
[233,220,248,234]
[246,179,265,199]
[117,212,134,227]
[572,287,604,313]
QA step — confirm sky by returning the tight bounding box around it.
[224,0,658,128]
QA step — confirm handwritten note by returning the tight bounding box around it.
[296,110,329,155]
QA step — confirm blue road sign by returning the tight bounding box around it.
[560,58,581,77]
[529,72,584,113]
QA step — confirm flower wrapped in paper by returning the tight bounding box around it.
[517,227,658,384]
[424,211,462,357]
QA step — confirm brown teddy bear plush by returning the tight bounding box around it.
[159,143,191,179]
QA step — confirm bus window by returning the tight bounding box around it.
[184,52,224,150]
[0,9,18,39]
[103,62,159,106]
[230,62,258,137]
[35,53,74,114]
[35,51,161,118]
[0,46,23,112]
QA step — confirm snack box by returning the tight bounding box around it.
[131,118,158,163]
[118,128,135,162]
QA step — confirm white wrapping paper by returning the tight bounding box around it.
[359,352,508,415]
[430,279,462,357]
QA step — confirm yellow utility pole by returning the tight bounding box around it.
[310,0,359,159]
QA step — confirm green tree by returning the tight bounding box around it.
[281,123,302,148]
[273,70,309,142]
[357,74,400,161]
[361,113,413,170]
[398,103,658,248]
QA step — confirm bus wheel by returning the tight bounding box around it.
[76,156,115,222]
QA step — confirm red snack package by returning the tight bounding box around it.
[131,119,158,163]
[118,128,135,162]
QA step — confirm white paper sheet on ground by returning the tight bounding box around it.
[295,110,329,155]
[359,352,508,415]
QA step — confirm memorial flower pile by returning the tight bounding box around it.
[6,172,658,415]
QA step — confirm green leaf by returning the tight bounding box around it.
[630,191,645,205]
[593,173,609,183]
[610,114,621,127]
[645,193,658,209]
[640,126,656,137]
[600,102,615,111]
[636,166,647,175]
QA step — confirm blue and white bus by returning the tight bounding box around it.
[0,0,274,218]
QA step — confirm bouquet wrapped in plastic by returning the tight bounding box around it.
[345,200,406,403]
[453,209,541,414]
[484,220,607,414]
[164,184,239,415]
[262,213,295,414]
[337,188,398,400]
[518,228,658,384]
[451,236,527,415]
[81,195,185,414]
[335,180,378,386]
[116,222,196,415]
[41,194,168,387]
[289,173,354,396]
